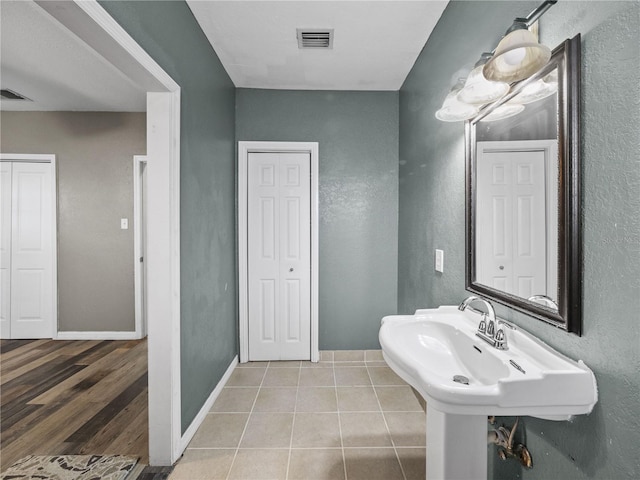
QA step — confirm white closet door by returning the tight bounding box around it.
[511,155,547,299]
[9,162,54,339]
[247,152,311,361]
[0,163,12,337]
[476,149,546,299]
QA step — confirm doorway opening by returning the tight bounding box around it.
[134,155,148,339]
[1,0,181,466]
[238,141,319,363]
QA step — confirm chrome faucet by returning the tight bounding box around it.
[459,295,496,331]
[459,296,508,350]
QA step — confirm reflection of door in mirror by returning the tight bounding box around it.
[475,140,558,305]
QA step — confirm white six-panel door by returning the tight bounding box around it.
[476,148,547,299]
[0,160,55,339]
[247,152,311,361]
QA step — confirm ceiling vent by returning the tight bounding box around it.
[0,89,31,101]
[297,29,333,49]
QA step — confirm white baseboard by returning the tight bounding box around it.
[56,331,143,340]
[179,355,239,454]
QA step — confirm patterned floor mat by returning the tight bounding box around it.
[1,455,138,480]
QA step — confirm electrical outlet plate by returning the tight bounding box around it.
[435,249,444,272]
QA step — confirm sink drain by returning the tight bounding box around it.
[453,375,470,385]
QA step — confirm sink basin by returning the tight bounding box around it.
[379,306,597,419]
[379,306,598,480]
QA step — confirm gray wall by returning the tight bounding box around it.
[399,1,640,479]
[1,111,145,332]
[99,0,237,433]
[236,89,399,349]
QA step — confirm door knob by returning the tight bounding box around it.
[289,267,294,272]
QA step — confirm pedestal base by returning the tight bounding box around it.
[426,404,487,480]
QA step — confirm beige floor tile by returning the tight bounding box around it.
[253,387,297,412]
[210,387,258,412]
[188,413,249,448]
[396,447,426,480]
[296,387,338,412]
[375,386,424,412]
[300,361,333,369]
[169,449,235,480]
[299,367,335,386]
[384,412,426,446]
[336,387,380,412]
[365,350,384,361]
[334,350,365,362]
[227,448,289,479]
[291,413,341,447]
[319,350,334,362]
[262,367,300,387]
[343,447,405,480]
[334,367,372,386]
[368,366,406,386]
[366,361,388,367]
[237,361,269,368]
[226,367,266,386]
[413,387,427,412]
[340,412,393,447]
[239,412,294,448]
[268,360,301,368]
[288,449,345,480]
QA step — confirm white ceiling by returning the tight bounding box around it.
[0,0,146,112]
[0,1,448,112]
[187,0,449,91]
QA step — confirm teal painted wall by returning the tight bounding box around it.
[399,1,640,479]
[99,1,238,433]
[236,89,399,350]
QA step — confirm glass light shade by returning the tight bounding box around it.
[509,79,557,105]
[481,103,525,122]
[457,65,510,105]
[508,70,558,105]
[483,28,551,83]
[436,89,479,122]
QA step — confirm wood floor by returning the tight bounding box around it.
[0,338,149,472]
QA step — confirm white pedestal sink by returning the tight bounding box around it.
[379,306,597,480]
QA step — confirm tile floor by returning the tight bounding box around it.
[170,350,426,480]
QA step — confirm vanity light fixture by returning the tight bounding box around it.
[435,79,480,122]
[508,70,558,105]
[457,53,510,105]
[483,0,558,83]
[481,103,525,122]
[435,0,557,123]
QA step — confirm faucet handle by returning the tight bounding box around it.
[486,317,496,338]
[495,328,508,350]
[478,314,487,334]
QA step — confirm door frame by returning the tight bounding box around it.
[36,0,182,465]
[0,154,57,340]
[238,141,319,363]
[133,155,147,339]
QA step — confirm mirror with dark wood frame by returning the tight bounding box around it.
[465,34,582,334]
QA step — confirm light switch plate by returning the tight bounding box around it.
[435,249,444,273]
[121,218,129,230]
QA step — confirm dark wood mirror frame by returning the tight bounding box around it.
[465,34,582,334]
